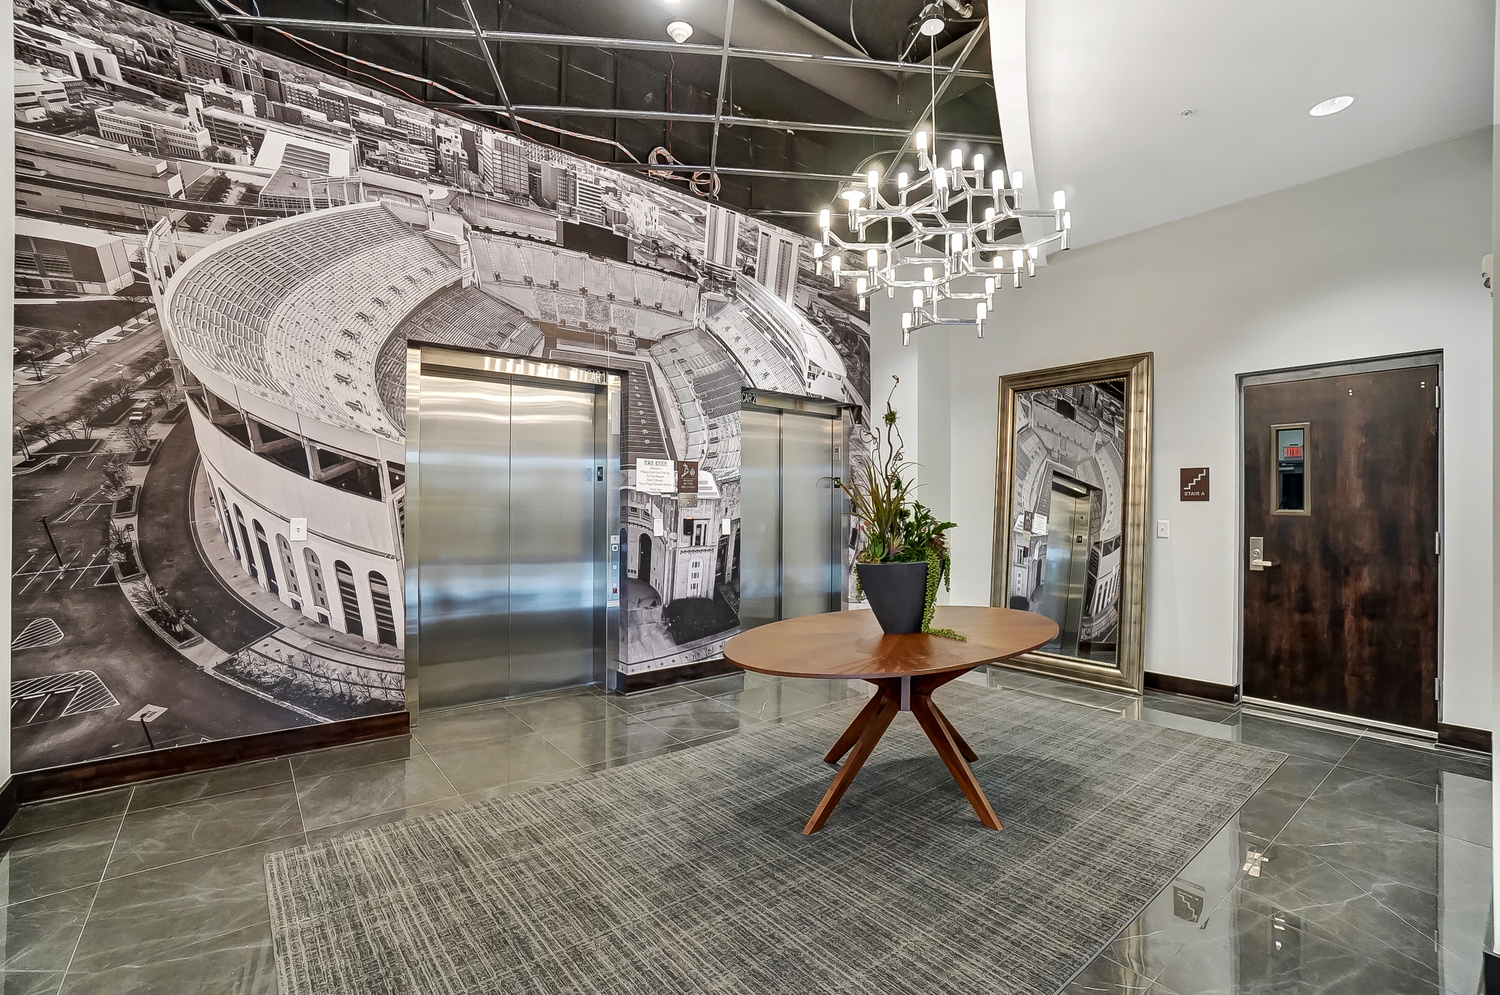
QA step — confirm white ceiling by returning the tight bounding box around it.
[1017,0,1495,248]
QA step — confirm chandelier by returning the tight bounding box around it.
[814,25,1073,344]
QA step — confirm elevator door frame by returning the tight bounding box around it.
[405,344,623,722]
[741,389,853,625]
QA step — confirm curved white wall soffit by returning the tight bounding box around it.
[992,0,1492,251]
[987,0,1051,261]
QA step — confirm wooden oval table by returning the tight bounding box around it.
[723,605,1059,835]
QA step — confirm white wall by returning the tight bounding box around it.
[877,129,1495,730]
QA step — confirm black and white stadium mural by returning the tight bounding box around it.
[10,0,869,771]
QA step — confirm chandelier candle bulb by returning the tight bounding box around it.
[807,33,1073,326]
[1053,190,1067,211]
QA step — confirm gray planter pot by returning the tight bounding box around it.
[856,561,928,634]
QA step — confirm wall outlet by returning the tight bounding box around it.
[1156,520,1171,539]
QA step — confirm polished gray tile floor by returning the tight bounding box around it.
[0,667,1489,994]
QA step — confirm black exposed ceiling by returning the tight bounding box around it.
[141,0,1001,235]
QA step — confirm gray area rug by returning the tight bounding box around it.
[266,684,1285,995]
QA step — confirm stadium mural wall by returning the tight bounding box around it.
[10,0,870,771]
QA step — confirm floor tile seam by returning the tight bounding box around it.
[1234,873,1449,979]
[407,732,467,803]
[515,722,619,776]
[1262,756,1341,854]
[98,830,307,886]
[1313,850,1463,942]
[1004,684,1134,713]
[1334,753,1493,791]
[286,755,311,850]
[1143,759,1310,940]
[289,737,428,780]
[56,785,132,991]
[124,759,299,818]
[0,807,132,845]
[1262,893,1447,987]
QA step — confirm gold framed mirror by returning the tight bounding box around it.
[990,353,1152,694]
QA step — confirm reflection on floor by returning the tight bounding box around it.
[0,667,1490,994]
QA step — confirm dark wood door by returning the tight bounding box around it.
[1242,365,1439,729]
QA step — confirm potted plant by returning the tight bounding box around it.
[837,378,964,639]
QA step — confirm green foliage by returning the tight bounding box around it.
[838,377,964,640]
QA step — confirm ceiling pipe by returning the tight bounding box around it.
[688,0,903,120]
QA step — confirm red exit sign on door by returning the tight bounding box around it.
[1282,445,1303,458]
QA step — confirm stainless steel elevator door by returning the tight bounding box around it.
[416,372,512,707]
[415,371,601,708]
[1040,477,1093,656]
[780,411,838,618]
[506,381,597,697]
[739,408,780,629]
[740,406,840,628]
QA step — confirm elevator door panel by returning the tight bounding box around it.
[507,382,598,697]
[779,412,838,619]
[416,373,511,708]
[739,408,780,629]
[1040,481,1092,656]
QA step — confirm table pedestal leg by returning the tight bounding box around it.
[805,671,1000,834]
[823,685,891,765]
[804,689,898,835]
[910,689,1001,830]
[929,700,978,762]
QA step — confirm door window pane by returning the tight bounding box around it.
[1275,427,1307,513]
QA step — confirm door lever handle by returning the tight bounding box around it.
[1250,558,1278,569]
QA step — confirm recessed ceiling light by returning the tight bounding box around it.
[1309,95,1356,117]
[666,20,693,43]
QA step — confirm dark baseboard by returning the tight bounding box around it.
[0,777,18,836]
[619,657,738,693]
[14,710,410,804]
[1485,949,1500,994]
[1438,723,1492,754]
[1144,672,1240,704]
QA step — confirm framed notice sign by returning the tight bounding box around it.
[636,458,675,494]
